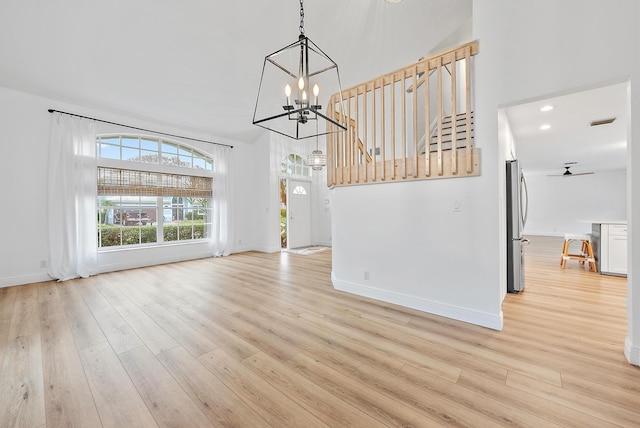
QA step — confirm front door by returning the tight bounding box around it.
[288,180,311,249]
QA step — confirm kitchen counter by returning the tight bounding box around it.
[591,222,627,277]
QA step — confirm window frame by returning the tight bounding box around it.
[96,134,214,251]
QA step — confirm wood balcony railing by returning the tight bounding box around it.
[326,40,480,187]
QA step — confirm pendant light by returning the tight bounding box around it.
[308,120,327,170]
[252,0,347,140]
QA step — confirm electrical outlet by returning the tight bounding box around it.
[40,260,47,268]
[453,200,462,212]
[364,271,370,280]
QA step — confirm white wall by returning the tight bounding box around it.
[627,5,640,366]
[332,175,501,329]
[0,86,259,287]
[473,0,639,363]
[524,170,627,236]
[0,87,51,286]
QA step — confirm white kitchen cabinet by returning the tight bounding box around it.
[592,222,627,277]
[607,225,627,275]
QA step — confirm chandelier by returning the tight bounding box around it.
[252,0,347,141]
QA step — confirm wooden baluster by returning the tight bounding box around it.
[363,85,369,183]
[450,53,458,175]
[327,100,334,187]
[390,73,396,180]
[345,97,353,184]
[338,99,344,185]
[401,70,407,179]
[347,93,352,184]
[465,45,472,174]
[413,66,418,178]
[437,56,443,176]
[424,62,430,177]
[355,88,360,183]
[380,79,386,181]
[372,81,377,182]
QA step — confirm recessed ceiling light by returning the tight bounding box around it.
[540,124,551,130]
[540,105,554,112]
[385,0,403,3]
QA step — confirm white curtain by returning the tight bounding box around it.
[211,145,234,256]
[47,113,97,281]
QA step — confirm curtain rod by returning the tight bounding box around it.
[47,109,234,149]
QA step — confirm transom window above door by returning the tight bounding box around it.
[281,153,311,177]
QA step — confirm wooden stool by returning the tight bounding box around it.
[560,234,597,272]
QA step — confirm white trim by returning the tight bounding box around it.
[625,337,640,366]
[98,157,213,178]
[251,245,283,253]
[1,273,52,288]
[98,250,214,274]
[331,272,504,330]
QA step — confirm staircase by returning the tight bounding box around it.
[326,40,480,187]
[419,112,474,155]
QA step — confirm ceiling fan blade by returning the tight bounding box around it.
[569,172,594,176]
[546,171,595,177]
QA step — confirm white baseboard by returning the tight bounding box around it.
[625,337,640,366]
[250,246,282,253]
[331,272,503,331]
[0,272,52,288]
[98,251,213,274]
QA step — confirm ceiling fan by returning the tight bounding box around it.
[548,163,594,177]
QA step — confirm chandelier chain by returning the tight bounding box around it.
[299,0,305,35]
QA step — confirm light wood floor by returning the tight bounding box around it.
[1,236,639,427]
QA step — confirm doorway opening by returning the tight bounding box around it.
[500,81,628,311]
[279,154,312,250]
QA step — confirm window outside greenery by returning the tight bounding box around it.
[97,135,213,249]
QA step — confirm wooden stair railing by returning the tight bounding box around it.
[326,40,480,187]
[334,111,373,164]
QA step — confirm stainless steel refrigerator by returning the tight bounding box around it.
[506,160,528,293]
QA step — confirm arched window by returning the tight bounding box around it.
[280,153,311,177]
[292,185,307,195]
[96,135,213,248]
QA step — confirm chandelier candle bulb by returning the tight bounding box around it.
[285,84,291,105]
[313,84,319,105]
[298,77,305,91]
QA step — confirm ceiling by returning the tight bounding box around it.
[0,0,471,143]
[505,82,628,176]
[3,1,625,174]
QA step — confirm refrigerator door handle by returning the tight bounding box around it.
[521,173,529,229]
